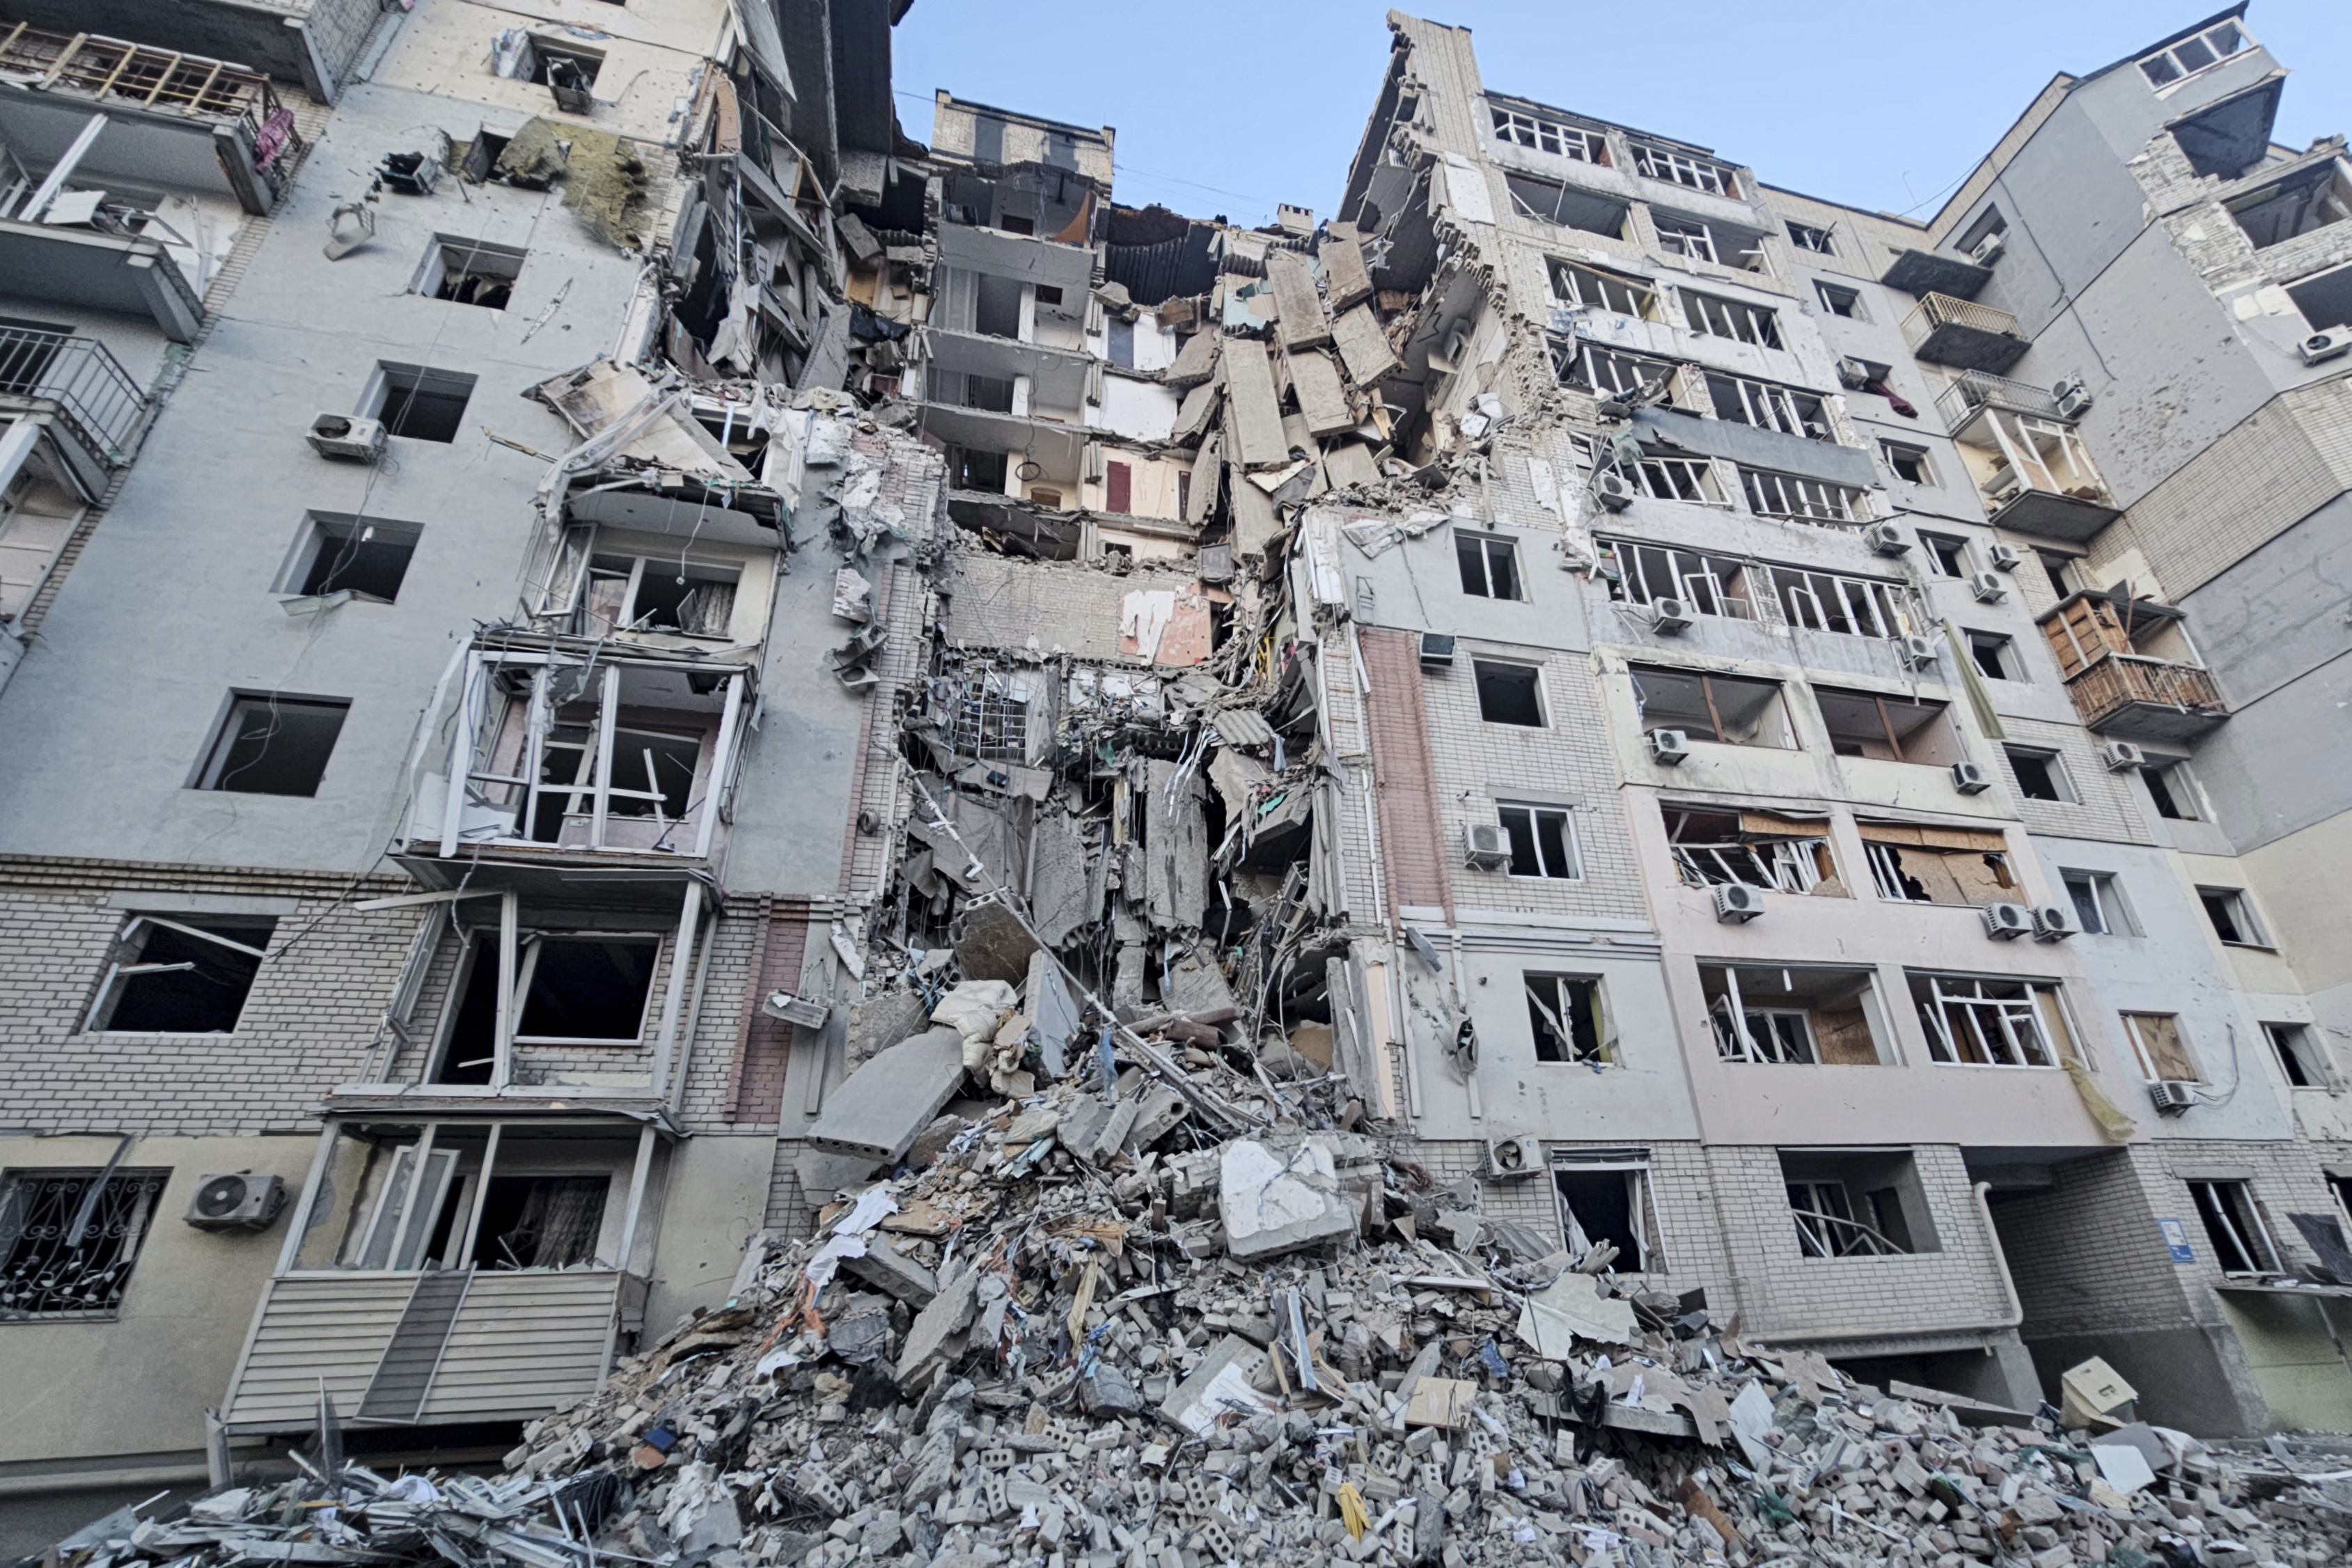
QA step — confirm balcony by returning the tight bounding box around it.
[1879,249,1993,301]
[1899,292,2029,374]
[1945,395,2120,543]
[1934,369,2063,425]
[0,324,146,489]
[2040,590,2229,741]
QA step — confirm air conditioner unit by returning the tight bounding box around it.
[186,1173,288,1233]
[1486,1136,1544,1179]
[307,413,386,462]
[1968,571,2007,602]
[1651,597,1694,634]
[1863,521,1911,556]
[1592,471,1635,511]
[1986,544,2023,571]
[2052,377,2094,419]
[2299,327,2352,366]
[1970,230,2007,265]
[1464,820,1512,870]
[2031,904,2080,941]
[1714,882,1765,923]
[1982,902,2035,939]
[760,990,831,1029]
[1418,632,1457,668]
[1836,357,1872,389]
[2149,1081,2198,1113]
[1952,760,1992,794]
[2098,739,2147,773]
[1648,728,1691,766]
[1898,634,1941,668]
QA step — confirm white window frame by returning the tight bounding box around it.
[1786,221,1834,255]
[1601,538,1752,620]
[2188,1179,2280,1276]
[1669,813,1827,895]
[1741,468,1861,525]
[1496,802,1582,880]
[1548,259,1656,319]
[1550,339,1677,399]
[1709,372,1827,439]
[1633,144,1735,197]
[82,915,274,1035]
[1652,214,1719,265]
[2060,870,2134,936]
[1814,279,1866,320]
[508,930,667,1046]
[1526,972,1606,1063]
[1682,290,1780,347]
[1916,975,2061,1069]
[2264,1021,2330,1089]
[1456,531,1521,600]
[1491,107,1604,164]
[2006,746,2076,803]
[2138,21,2251,91]
[1771,567,1915,641]
[1881,441,1934,485]
[2198,886,2271,949]
[1711,976,1819,1063]
[581,550,745,639]
[1553,1157,1658,1271]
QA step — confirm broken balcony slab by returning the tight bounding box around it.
[1286,347,1354,437]
[806,1026,969,1163]
[1321,232,1374,311]
[1267,249,1333,350]
[1165,327,1221,388]
[1222,339,1292,470]
[1331,304,1400,386]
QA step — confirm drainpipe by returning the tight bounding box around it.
[1976,1179,2025,1328]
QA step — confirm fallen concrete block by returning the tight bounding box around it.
[896,1265,982,1388]
[1218,1137,1358,1260]
[807,1026,968,1163]
[840,1234,939,1307]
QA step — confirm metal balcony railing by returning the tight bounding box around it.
[2064,654,2227,731]
[0,24,304,201]
[1934,369,2064,428]
[0,326,146,463]
[1900,292,2024,353]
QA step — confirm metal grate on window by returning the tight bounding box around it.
[0,1168,169,1319]
[948,670,1030,760]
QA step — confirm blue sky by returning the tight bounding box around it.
[888,1,2350,228]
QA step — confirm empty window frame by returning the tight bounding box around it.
[1456,532,1521,599]
[1491,107,1606,164]
[1666,806,1838,895]
[948,666,1031,760]
[2188,1179,2279,1276]
[1975,411,2110,505]
[472,1173,611,1270]
[1548,258,1657,319]
[1706,964,1886,1064]
[2265,1022,2328,1088]
[1968,631,2019,681]
[1921,533,1972,577]
[531,40,603,104]
[1786,221,1835,254]
[2199,886,2269,947]
[286,515,419,603]
[2122,1012,2202,1083]
[1550,340,1678,400]
[194,694,350,797]
[1782,1152,1934,1258]
[512,935,661,1042]
[1741,468,1862,524]
[371,364,476,443]
[1911,973,2072,1068]
[412,236,526,308]
[1632,665,1792,748]
[2007,747,2075,802]
[1651,214,1721,265]
[1814,280,1865,320]
[1473,661,1546,726]
[949,446,1010,492]
[1707,373,1828,439]
[2062,870,2135,936]
[1771,566,1915,640]
[1504,173,1629,239]
[1881,441,1934,485]
[1859,821,2013,905]
[1600,539,1755,620]
[0,1168,171,1319]
[1633,144,1735,197]
[84,914,276,1033]
[2036,549,2076,599]
[583,554,742,638]
[1553,1158,1659,1271]
[1814,687,1962,765]
[1574,434,1725,505]
[1526,973,1605,1063]
[1498,803,1580,879]
[1681,290,1781,347]
[2138,20,2250,88]
[2144,761,2200,821]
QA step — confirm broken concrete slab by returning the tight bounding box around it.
[840,1234,939,1307]
[1026,810,1098,950]
[895,1264,982,1388]
[1514,1270,1638,1355]
[1160,1333,1278,1435]
[1332,304,1400,386]
[1024,949,1081,1079]
[1218,1137,1358,1260]
[1184,432,1223,526]
[1166,327,1220,389]
[954,900,1040,987]
[1321,233,1374,311]
[1266,249,1332,350]
[1223,339,1292,470]
[806,1026,969,1163]
[1287,347,1354,436]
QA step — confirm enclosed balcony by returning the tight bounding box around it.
[0,324,146,492]
[1941,377,2120,542]
[1899,292,2029,374]
[2039,589,2229,741]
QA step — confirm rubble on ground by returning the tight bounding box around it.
[38,1052,2352,1568]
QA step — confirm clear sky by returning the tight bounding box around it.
[887,1,2349,230]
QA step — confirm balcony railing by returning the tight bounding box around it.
[0,326,146,464]
[1935,369,2064,428]
[1899,292,2029,373]
[2064,654,2227,735]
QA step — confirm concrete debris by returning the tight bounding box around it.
[805,1026,969,1163]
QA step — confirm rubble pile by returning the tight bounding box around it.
[39,1064,2352,1568]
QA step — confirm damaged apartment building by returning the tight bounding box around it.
[8,0,2352,1535]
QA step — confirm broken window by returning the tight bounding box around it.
[1632,144,1736,198]
[194,694,349,796]
[1504,173,1628,239]
[1633,666,1792,748]
[2138,19,2250,88]
[1786,221,1833,254]
[1656,215,1767,272]
[1858,822,2012,904]
[1920,533,1971,577]
[1707,373,1828,438]
[1553,1156,1658,1270]
[1491,107,1606,164]
[531,40,603,109]
[1968,632,2020,681]
[1682,290,1780,347]
[583,554,742,638]
[1814,687,1961,765]
[1599,539,1755,620]
[1548,259,1656,318]
[1550,340,1679,401]
[949,666,1033,760]
[939,371,1016,413]
[1498,803,1579,879]
[1570,433,1725,505]
[515,936,660,1042]
[1881,441,1933,485]
[414,236,525,309]
[472,1174,611,1270]
[2036,549,2076,599]
[1782,1151,1934,1257]
[0,1168,171,1319]
[1911,973,2071,1068]
[1106,317,1136,368]
[2145,762,2200,821]
[949,446,1010,492]
[973,273,1024,338]
[1706,965,1885,1065]
[1526,973,1605,1063]
[1740,469,1860,524]
[2265,1023,2327,1088]
[2188,1179,2277,1276]
[2286,262,2352,333]
[1455,532,1521,599]
[1666,808,1839,895]
[2062,870,2133,936]
[2007,748,2073,802]
[1814,280,1865,319]
[1473,661,1546,727]
[2199,887,2268,947]
[372,363,475,444]
[1771,567,1915,640]
[86,914,275,1033]
[288,515,419,603]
